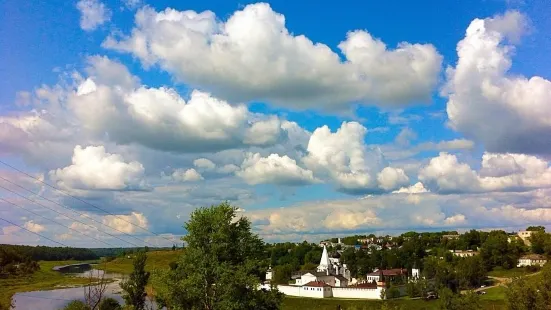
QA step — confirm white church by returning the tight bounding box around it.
[263,245,412,299]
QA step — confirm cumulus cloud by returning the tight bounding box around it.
[171,168,204,182]
[102,212,148,234]
[68,58,288,153]
[393,182,429,194]
[193,158,216,171]
[444,11,551,155]
[237,153,317,186]
[377,167,410,191]
[104,3,442,109]
[304,122,390,193]
[76,0,111,31]
[24,221,46,233]
[49,145,146,191]
[419,152,551,193]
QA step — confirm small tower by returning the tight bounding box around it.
[317,245,332,274]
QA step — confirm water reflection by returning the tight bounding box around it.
[11,266,157,310]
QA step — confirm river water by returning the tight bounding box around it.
[11,265,157,310]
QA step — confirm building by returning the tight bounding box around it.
[301,281,333,298]
[366,268,407,283]
[442,234,460,240]
[517,231,534,246]
[450,250,479,257]
[517,254,548,267]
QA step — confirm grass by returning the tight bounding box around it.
[282,297,506,310]
[487,267,537,278]
[0,260,96,309]
[480,286,507,301]
[96,250,182,274]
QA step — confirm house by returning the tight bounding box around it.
[517,254,548,267]
[366,268,408,283]
[442,234,460,240]
[517,231,534,246]
[301,281,333,298]
[450,250,479,257]
[293,245,351,287]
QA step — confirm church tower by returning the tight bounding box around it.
[317,245,332,274]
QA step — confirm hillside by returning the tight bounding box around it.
[97,250,182,274]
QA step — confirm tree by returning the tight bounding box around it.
[526,226,545,232]
[151,202,283,310]
[172,244,176,251]
[120,251,150,310]
[438,288,481,310]
[529,231,550,254]
[98,298,121,310]
[506,263,551,309]
[62,300,90,310]
[456,256,486,289]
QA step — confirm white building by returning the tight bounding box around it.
[450,250,479,257]
[517,231,534,246]
[517,254,547,267]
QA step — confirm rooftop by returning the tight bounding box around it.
[520,254,547,260]
[304,281,332,287]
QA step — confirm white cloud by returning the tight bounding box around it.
[49,145,145,191]
[171,168,203,182]
[419,152,551,193]
[23,221,46,233]
[237,153,317,186]
[76,0,111,31]
[193,158,216,170]
[444,214,467,225]
[393,182,429,194]
[104,3,442,110]
[102,212,147,234]
[377,167,410,191]
[69,58,290,153]
[304,122,387,193]
[444,11,551,155]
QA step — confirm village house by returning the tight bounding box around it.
[450,250,479,257]
[517,254,548,267]
[517,231,534,246]
[366,268,408,284]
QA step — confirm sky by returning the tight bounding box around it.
[1,0,551,247]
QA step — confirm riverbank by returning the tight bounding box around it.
[96,250,182,274]
[0,261,95,309]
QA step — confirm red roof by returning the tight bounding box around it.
[366,268,407,276]
[351,282,378,289]
[304,281,331,287]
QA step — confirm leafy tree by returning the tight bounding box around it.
[151,202,283,310]
[480,231,516,270]
[506,262,551,309]
[62,300,90,310]
[272,264,294,284]
[98,298,121,310]
[438,288,481,310]
[120,251,150,310]
[529,231,550,254]
[456,256,486,289]
[172,244,176,251]
[526,226,545,232]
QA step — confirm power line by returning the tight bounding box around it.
[0,216,68,247]
[0,160,175,244]
[0,197,118,248]
[0,183,146,248]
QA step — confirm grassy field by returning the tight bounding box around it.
[282,297,506,310]
[488,267,537,278]
[97,250,182,274]
[480,286,507,301]
[0,260,96,309]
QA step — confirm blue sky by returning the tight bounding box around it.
[1,0,551,247]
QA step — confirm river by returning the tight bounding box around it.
[11,264,157,310]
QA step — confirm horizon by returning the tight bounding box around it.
[1,0,551,248]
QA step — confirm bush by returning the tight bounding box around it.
[62,300,90,310]
[386,286,401,299]
[98,298,122,310]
